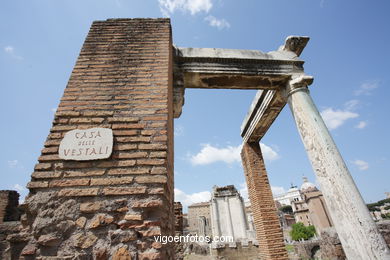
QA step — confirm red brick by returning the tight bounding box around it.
[57,188,99,197]
[64,169,105,177]
[27,181,48,189]
[151,167,167,174]
[108,117,139,123]
[34,163,52,171]
[113,130,138,136]
[132,200,164,208]
[138,144,167,150]
[136,159,165,166]
[49,178,90,187]
[149,152,166,158]
[112,123,145,129]
[113,152,147,159]
[102,186,146,195]
[135,175,167,184]
[116,136,151,143]
[38,154,60,162]
[90,176,133,186]
[32,171,62,179]
[115,144,137,151]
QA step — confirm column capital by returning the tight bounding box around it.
[283,74,314,99]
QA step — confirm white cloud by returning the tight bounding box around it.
[260,143,279,161]
[174,188,211,209]
[4,45,23,60]
[190,143,279,165]
[239,183,248,201]
[344,99,359,111]
[355,121,367,129]
[13,184,26,193]
[353,159,369,171]
[239,183,286,202]
[174,124,184,136]
[8,160,19,168]
[354,81,378,96]
[204,15,230,29]
[5,46,14,54]
[158,0,212,16]
[272,186,286,196]
[321,108,359,130]
[190,144,241,165]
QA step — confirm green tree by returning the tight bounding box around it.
[290,222,316,241]
[279,205,293,214]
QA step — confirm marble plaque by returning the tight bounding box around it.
[59,128,113,161]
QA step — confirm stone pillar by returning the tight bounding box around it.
[13,18,175,259]
[225,197,235,239]
[285,75,390,260]
[211,198,221,238]
[238,195,249,239]
[241,142,288,260]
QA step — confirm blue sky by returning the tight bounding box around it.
[1,0,389,210]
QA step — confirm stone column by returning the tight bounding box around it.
[285,75,390,260]
[238,195,249,239]
[225,197,235,239]
[211,198,221,238]
[241,142,288,260]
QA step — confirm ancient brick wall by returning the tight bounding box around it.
[0,190,20,223]
[8,18,174,259]
[211,241,259,260]
[174,202,183,235]
[241,142,288,260]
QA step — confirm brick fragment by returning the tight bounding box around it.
[58,188,99,197]
[114,130,138,136]
[115,144,137,151]
[80,202,102,213]
[90,176,133,186]
[108,117,139,123]
[136,159,165,166]
[135,175,167,184]
[27,181,48,189]
[81,111,114,117]
[64,169,105,177]
[114,152,147,159]
[32,171,62,179]
[139,226,161,237]
[102,186,146,195]
[132,200,164,208]
[49,178,90,187]
[151,167,167,174]
[34,163,52,171]
[116,136,151,143]
[124,214,143,221]
[138,144,167,150]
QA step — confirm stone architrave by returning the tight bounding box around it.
[59,128,113,161]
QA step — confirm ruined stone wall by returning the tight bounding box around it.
[0,191,20,223]
[174,202,183,235]
[7,18,174,259]
[211,242,259,260]
[187,202,211,236]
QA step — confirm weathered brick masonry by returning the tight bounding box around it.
[241,142,288,260]
[9,18,174,259]
[0,191,20,223]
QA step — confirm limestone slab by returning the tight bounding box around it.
[59,128,113,161]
